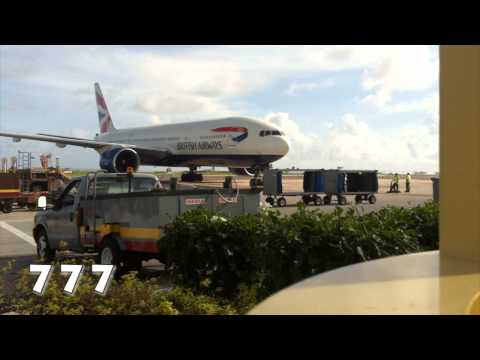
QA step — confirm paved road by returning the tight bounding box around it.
[0,211,36,257]
[0,211,37,298]
[263,191,432,216]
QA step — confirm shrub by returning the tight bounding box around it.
[160,201,439,302]
[160,211,267,298]
[1,201,438,315]
[1,258,241,315]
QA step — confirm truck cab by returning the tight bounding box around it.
[33,172,162,267]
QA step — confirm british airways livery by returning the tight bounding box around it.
[0,83,290,181]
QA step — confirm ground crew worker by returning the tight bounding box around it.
[393,173,400,192]
[405,172,411,193]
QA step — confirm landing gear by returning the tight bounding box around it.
[313,195,323,206]
[337,195,347,206]
[181,167,203,182]
[249,167,265,190]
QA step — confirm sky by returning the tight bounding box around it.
[0,45,439,173]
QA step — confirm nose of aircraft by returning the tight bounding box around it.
[278,136,290,156]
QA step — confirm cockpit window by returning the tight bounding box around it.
[260,129,284,137]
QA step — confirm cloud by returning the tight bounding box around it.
[264,112,316,152]
[375,92,439,136]
[286,79,335,96]
[0,46,439,170]
[268,112,438,173]
[359,46,438,108]
[1,45,438,119]
[132,93,236,123]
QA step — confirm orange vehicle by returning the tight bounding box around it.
[0,152,70,213]
[0,173,20,213]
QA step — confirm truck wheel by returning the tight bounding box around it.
[355,195,362,204]
[338,196,347,206]
[302,195,311,205]
[313,196,323,206]
[124,254,142,273]
[36,229,56,262]
[98,238,122,267]
[277,197,287,207]
[323,195,331,205]
[2,202,13,213]
[368,195,377,204]
[265,197,274,206]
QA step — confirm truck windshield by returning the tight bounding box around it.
[89,176,158,197]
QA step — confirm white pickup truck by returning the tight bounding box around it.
[33,172,260,272]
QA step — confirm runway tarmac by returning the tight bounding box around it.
[186,175,433,215]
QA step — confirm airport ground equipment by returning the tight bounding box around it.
[263,169,325,207]
[387,180,401,193]
[0,151,70,212]
[0,173,21,213]
[322,169,378,205]
[431,177,439,202]
[33,171,261,271]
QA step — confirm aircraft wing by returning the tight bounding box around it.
[0,131,172,160]
[0,131,126,149]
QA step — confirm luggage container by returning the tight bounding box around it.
[303,170,325,193]
[322,169,378,205]
[263,169,324,207]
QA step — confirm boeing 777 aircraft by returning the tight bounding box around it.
[0,83,290,181]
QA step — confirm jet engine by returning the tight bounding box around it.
[100,148,140,173]
[228,167,257,177]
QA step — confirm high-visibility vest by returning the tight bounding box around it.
[393,175,399,184]
[406,175,411,183]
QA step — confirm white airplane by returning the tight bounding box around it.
[0,83,290,181]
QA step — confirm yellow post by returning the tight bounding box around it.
[440,45,480,314]
[440,45,480,262]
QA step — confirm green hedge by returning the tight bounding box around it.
[1,202,438,315]
[0,259,240,315]
[160,201,439,302]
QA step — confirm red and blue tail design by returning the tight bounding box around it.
[95,83,116,134]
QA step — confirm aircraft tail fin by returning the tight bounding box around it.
[94,82,116,134]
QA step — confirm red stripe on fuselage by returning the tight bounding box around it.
[211,127,247,133]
